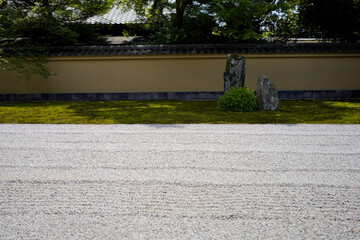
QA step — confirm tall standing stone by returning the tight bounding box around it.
[256,75,279,110]
[224,54,246,92]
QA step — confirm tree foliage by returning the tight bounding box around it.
[210,0,297,42]
[0,0,114,80]
[298,0,360,42]
[268,0,360,42]
[117,0,298,44]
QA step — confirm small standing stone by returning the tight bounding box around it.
[224,54,246,92]
[256,75,279,110]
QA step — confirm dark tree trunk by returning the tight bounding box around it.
[175,0,192,28]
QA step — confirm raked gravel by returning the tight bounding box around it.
[0,124,359,239]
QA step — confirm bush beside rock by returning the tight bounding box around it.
[218,86,258,112]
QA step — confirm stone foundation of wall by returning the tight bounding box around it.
[0,90,359,102]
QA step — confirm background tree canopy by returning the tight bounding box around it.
[1,0,359,79]
[298,0,360,42]
[263,0,360,42]
[117,0,298,44]
[0,0,115,79]
[118,0,359,44]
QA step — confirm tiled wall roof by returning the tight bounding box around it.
[47,43,360,57]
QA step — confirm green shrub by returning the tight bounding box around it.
[218,86,258,112]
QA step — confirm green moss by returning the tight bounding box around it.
[0,100,359,124]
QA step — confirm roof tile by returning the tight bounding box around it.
[45,43,360,57]
[86,8,139,24]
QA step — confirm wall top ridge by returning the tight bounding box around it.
[5,43,360,57]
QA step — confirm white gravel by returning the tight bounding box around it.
[0,124,359,239]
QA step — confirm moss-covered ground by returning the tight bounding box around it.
[0,100,359,124]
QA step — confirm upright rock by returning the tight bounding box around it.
[256,75,279,110]
[224,54,246,92]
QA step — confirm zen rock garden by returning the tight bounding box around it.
[224,54,279,111]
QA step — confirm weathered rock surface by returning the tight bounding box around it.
[224,54,246,92]
[256,75,279,110]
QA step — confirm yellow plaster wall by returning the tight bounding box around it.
[245,54,360,91]
[0,54,359,94]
